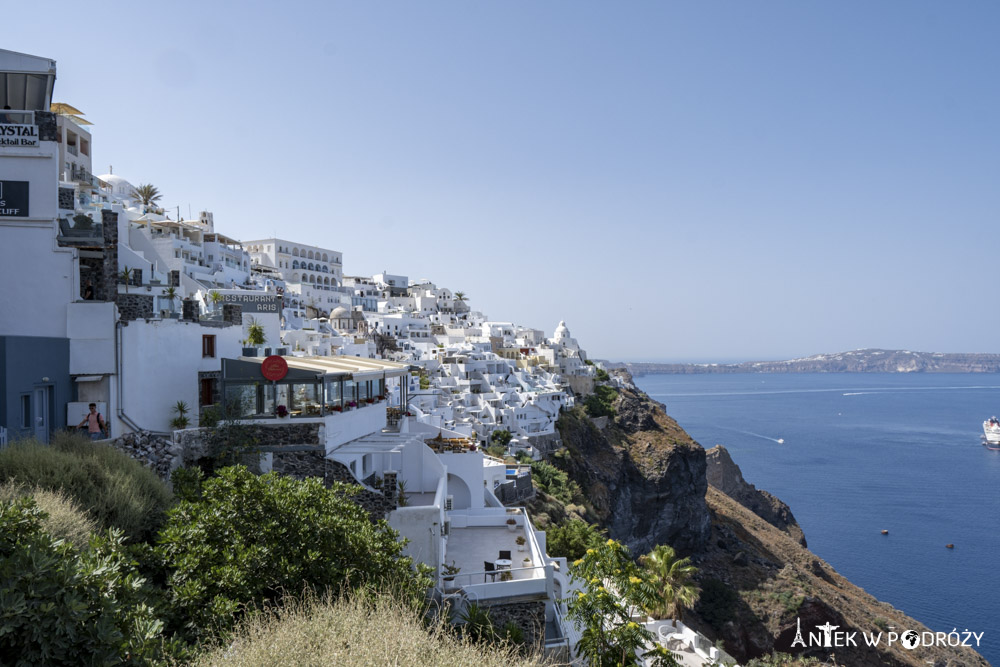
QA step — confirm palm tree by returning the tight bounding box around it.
[454,291,467,302]
[209,290,224,312]
[638,544,700,621]
[163,286,178,313]
[119,266,133,294]
[131,183,162,207]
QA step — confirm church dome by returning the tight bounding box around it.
[554,321,570,338]
[330,306,349,319]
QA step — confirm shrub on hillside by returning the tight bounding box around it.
[0,433,173,543]
[544,519,606,560]
[529,460,582,505]
[490,429,512,447]
[583,385,618,418]
[0,497,174,665]
[156,466,432,640]
[0,481,96,548]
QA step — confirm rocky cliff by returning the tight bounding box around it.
[543,374,988,666]
[705,445,807,547]
[545,386,711,555]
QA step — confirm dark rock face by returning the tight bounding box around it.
[556,389,711,555]
[706,445,807,547]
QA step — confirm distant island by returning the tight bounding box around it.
[620,348,1000,375]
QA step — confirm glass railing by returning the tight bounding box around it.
[0,110,34,125]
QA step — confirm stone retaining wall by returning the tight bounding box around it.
[106,430,180,480]
[117,294,154,321]
[483,600,546,649]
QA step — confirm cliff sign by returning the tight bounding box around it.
[0,181,29,217]
[0,124,39,147]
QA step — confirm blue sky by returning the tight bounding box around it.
[9,2,1000,361]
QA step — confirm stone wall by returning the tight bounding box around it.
[174,422,323,467]
[106,430,181,480]
[36,111,58,141]
[222,304,242,325]
[58,187,74,210]
[101,210,118,305]
[495,471,534,506]
[182,298,198,321]
[117,294,154,321]
[171,424,395,521]
[482,600,546,649]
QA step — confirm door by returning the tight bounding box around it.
[33,387,50,444]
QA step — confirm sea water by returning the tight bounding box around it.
[633,373,1000,665]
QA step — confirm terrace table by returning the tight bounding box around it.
[494,559,512,570]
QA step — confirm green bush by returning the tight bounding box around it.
[544,519,606,560]
[490,429,512,447]
[0,497,173,665]
[594,368,610,382]
[0,482,96,549]
[583,385,618,418]
[156,466,431,640]
[485,445,508,459]
[529,460,582,505]
[0,433,173,543]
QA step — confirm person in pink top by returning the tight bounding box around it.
[77,403,107,441]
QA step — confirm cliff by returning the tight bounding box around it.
[624,348,1000,374]
[705,445,807,547]
[543,374,988,666]
[538,385,711,555]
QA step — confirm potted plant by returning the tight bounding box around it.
[522,557,532,568]
[276,404,289,419]
[506,517,517,532]
[442,561,460,583]
[169,400,190,430]
[499,570,513,582]
[246,318,266,351]
[347,401,357,409]
[331,405,343,412]
[516,536,526,552]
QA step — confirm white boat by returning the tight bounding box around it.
[983,417,1000,447]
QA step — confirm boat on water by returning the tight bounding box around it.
[983,417,1000,449]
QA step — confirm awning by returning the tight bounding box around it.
[235,355,409,381]
[73,375,103,383]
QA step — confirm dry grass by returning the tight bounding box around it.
[0,481,97,548]
[193,591,548,667]
[0,432,173,542]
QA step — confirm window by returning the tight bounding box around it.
[20,394,31,429]
[202,335,216,358]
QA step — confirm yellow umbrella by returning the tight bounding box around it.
[50,102,85,115]
[66,115,93,125]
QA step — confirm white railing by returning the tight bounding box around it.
[443,564,547,590]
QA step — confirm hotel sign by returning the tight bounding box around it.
[0,124,39,147]
[0,181,29,217]
[221,293,281,313]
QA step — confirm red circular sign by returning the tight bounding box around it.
[261,355,288,381]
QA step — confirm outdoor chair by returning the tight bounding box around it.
[483,561,497,582]
[498,550,511,561]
